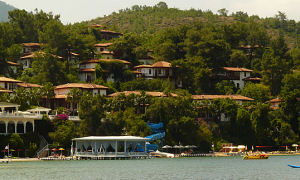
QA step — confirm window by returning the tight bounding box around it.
[158,69,162,74]
[237,83,240,89]
[244,72,247,77]
[100,48,104,51]
[149,69,151,74]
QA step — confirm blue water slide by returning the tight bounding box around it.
[145,132,166,141]
[146,144,159,152]
[145,122,165,152]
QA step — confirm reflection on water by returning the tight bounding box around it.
[1,156,300,179]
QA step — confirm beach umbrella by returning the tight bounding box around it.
[162,145,172,149]
[59,148,65,156]
[10,149,15,152]
[52,148,58,151]
[190,145,197,148]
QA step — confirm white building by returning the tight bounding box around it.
[79,59,131,83]
[134,61,182,88]
[215,67,254,89]
[72,136,148,159]
[192,94,254,122]
[0,102,36,134]
[20,52,63,69]
[0,77,21,91]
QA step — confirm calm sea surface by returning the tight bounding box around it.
[1,156,300,180]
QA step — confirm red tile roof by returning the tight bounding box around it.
[7,61,19,66]
[94,43,113,47]
[152,61,172,68]
[22,43,41,47]
[134,65,153,68]
[134,61,175,69]
[0,88,13,93]
[21,52,63,59]
[0,77,22,83]
[269,98,282,103]
[108,91,177,97]
[79,68,96,72]
[80,59,131,65]
[223,67,253,72]
[71,52,79,56]
[243,77,261,81]
[192,95,254,101]
[17,83,42,88]
[55,83,108,90]
[54,94,68,99]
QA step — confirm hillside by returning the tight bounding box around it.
[0,1,15,22]
[89,2,299,48]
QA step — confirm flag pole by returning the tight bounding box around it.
[7,144,9,163]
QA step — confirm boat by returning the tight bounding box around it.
[243,153,268,160]
[288,164,300,168]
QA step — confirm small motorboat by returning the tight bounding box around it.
[288,164,300,168]
[243,153,268,160]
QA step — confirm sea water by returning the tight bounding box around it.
[1,156,300,180]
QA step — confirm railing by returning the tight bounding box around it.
[0,112,43,119]
[36,135,49,158]
[48,115,81,121]
[0,113,81,121]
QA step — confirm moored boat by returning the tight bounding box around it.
[243,153,268,160]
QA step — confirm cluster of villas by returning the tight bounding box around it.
[1,26,274,136]
[0,73,275,136]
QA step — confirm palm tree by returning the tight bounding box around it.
[41,82,55,108]
[66,88,82,115]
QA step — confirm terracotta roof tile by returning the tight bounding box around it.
[192,95,254,101]
[21,52,63,59]
[0,77,22,83]
[94,43,113,47]
[134,65,153,68]
[152,61,172,68]
[17,83,42,88]
[243,77,261,81]
[223,67,253,72]
[71,52,79,56]
[7,61,19,66]
[269,98,282,103]
[0,88,13,93]
[22,43,41,47]
[55,83,108,90]
[79,68,96,72]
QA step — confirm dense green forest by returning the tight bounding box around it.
[0,2,299,151]
[0,1,15,22]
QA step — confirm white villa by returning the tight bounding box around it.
[79,59,131,83]
[192,95,254,122]
[0,103,51,134]
[214,67,259,89]
[72,136,148,159]
[20,52,63,69]
[52,83,108,111]
[134,61,182,88]
[94,43,114,59]
[0,77,21,91]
